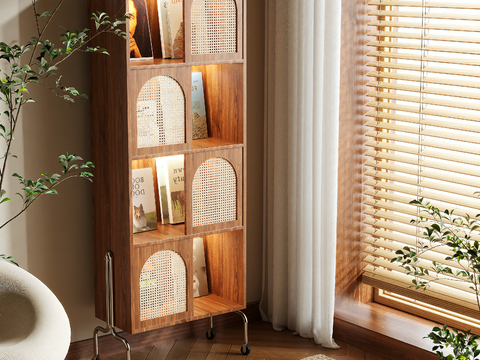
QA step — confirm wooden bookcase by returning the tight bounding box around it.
[88,0,246,335]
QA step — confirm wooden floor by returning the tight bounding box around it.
[102,321,386,360]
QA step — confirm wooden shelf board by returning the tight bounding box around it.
[133,225,245,247]
[192,294,244,321]
[192,137,243,150]
[130,58,245,70]
[133,223,186,245]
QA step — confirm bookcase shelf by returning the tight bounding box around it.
[88,0,246,336]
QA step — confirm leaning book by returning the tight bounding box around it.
[192,72,208,140]
[157,0,172,58]
[156,155,185,224]
[193,237,209,298]
[167,0,184,59]
[132,168,158,233]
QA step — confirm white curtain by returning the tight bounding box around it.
[259,0,341,348]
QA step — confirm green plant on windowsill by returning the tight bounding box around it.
[0,1,128,265]
[391,197,480,360]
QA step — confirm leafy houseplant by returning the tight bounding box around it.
[392,198,480,359]
[0,1,128,265]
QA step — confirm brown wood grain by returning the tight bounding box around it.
[89,0,246,336]
[191,64,244,145]
[88,0,133,332]
[184,0,243,63]
[147,341,176,360]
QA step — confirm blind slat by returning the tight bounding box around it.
[365,129,480,156]
[365,178,480,210]
[367,51,480,68]
[365,119,480,145]
[365,158,480,188]
[367,80,480,101]
[368,10,480,22]
[365,111,480,135]
[364,148,480,177]
[369,30,480,45]
[365,139,480,167]
[368,40,480,56]
[367,71,480,89]
[367,90,480,112]
[368,20,480,33]
[364,1,480,316]
[368,0,480,10]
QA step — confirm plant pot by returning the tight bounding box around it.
[0,259,71,360]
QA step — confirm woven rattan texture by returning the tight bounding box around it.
[191,0,237,55]
[192,157,236,227]
[137,76,185,148]
[140,250,187,321]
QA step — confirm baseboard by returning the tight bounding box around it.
[67,301,261,360]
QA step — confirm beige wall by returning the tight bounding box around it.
[1,0,264,342]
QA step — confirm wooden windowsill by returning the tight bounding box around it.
[334,302,438,360]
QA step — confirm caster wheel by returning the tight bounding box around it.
[92,356,100,360]
[206,329,216,340]
[241,344,251,355]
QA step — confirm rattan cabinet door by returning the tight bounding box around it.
[132,238,193,334]
[185,148,243,235]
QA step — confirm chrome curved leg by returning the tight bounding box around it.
[92,252,131,360]
[236,311,250,355]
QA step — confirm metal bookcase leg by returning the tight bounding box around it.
[236,311,251,355]
[92,252,131,360]
[206,316,216,340]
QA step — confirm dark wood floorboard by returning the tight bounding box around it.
[99,321,386,360]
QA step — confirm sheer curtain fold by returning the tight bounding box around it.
[260,0,341,348]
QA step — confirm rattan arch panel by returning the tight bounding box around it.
[190,0,237,55]
[136,76,185,149]
[139,250,187,321]
[192,157,237,227]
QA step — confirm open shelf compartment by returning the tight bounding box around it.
[193,229,246,320]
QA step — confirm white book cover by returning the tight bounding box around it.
[157,0,172,58]
[167,0,184,59]
[132,168,158,233]
[193,237,208,298]
[157,155,185,224]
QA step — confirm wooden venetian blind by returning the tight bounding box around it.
[363,0,480,318]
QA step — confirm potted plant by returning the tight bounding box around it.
[0,1,128,265]
[392,197,480,359]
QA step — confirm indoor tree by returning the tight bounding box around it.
[392,197,480,359]
[0,0,128,265]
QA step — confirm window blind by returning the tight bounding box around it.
[363,0,480,318]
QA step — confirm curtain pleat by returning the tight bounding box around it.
[260,0,341,348]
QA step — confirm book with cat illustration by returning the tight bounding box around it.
[132,168,158,233]
[193,237,208,298]
[156,155,185,224]
[192,72,208,140]
[167,0,184,59]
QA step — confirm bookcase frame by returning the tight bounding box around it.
[88,0,247,335]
